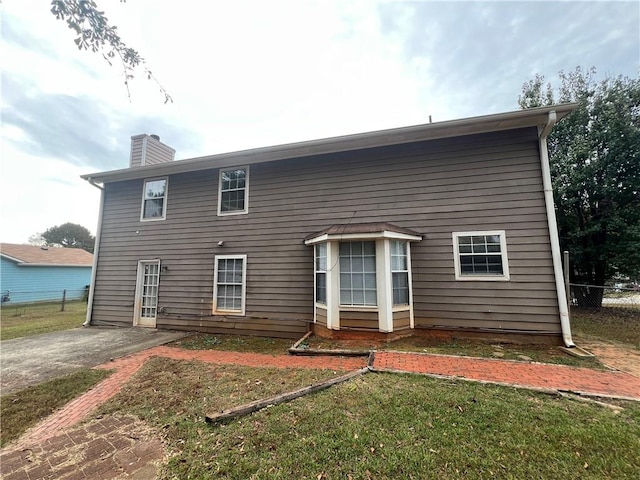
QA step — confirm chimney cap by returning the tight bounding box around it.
[150,134,160,141]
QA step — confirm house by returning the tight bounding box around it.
[0,243,93,304]
[81,104,577,347]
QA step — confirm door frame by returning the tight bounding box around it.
[133,259,161,327]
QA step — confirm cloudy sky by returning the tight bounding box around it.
[1,0,638,244]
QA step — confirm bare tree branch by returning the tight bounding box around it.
[50,0,173,103]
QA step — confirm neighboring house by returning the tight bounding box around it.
[81,105,577,346]
[0,243,93,304]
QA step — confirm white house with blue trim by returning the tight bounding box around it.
[0,243,93,304]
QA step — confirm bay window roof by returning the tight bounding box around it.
[304,222,422,245]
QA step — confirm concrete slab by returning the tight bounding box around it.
[0,327,188,394]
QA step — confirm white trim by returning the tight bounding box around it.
[305,230,421,245]
[213,254,247,316]
[376,238,393,333]
[326,242,339,329]
[0,253,25,264]
[85,186,104,326]
[406,243,415,328]
[452,230,510,281]
[133,259,160,327]
[217,166,249,216]
[140,177,168,222]
[539,111,574,347]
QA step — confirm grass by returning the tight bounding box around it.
[0,368,110,447]
[0,301,87,340]
[98,360,640,479]
[303,335,605,368]
[172,333,606,368]
[170,333,293,354]
[571,307,640,347]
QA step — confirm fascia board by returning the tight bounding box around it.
[304,231,422,245]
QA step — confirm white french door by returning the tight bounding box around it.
[134,260,160,327]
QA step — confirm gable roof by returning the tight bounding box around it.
[0,243,94,267]
[82,103,578,185]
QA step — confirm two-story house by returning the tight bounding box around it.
[82,105,577,347]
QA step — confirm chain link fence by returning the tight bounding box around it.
[0,287,89,311]
[569,284,640,345]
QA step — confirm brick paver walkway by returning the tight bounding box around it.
[7,346,368,449]
[2,344,639,479]
[374,351,640,400]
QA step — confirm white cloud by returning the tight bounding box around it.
[0,0,638,243]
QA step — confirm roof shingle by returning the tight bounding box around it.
[0,243,94,266]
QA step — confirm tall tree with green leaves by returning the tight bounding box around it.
[41,223,96,253]
[519,67,640,307]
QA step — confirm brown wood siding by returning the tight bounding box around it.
[340,310,379,330]
[393,310,411,329]
[91,127,561,336]
[315,306,327,327]
[144,139,174,165]
[130,137,144,167]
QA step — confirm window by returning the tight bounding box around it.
[339,241,377,306]
[141,178,167,220]
[315,243,327,304]
[453,231,510,281]
[213,255,247,315]
[218,167,249,215]
[391,240,409,305]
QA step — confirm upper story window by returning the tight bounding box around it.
[218,167,249,215]
[339,241,377,306]
[453,231,510,281]
[141,177,168,221]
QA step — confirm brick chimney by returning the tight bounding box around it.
[130,134,176,167]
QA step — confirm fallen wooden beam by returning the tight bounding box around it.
[205,367,370,425]
[290,331,313,350]
[288,347,370,357]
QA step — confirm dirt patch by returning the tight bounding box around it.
[0,414,165,480]
[578,340,640,377]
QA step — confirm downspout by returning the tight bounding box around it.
[539,111,575,347]
[83,177,104,327]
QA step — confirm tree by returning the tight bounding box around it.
[519,67,640,307]
[50,0,172,103]
[41,223,96,253]
[27,233,47,246]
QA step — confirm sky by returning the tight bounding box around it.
[1,0,638,244]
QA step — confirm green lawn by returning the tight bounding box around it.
[0,368,110,447]
[98,358,640,479]
[570,307,640,346]
[0,301,87,340]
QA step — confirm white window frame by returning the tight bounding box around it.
[452,230,510,281]
[314,243,327,305]
[338,241,378,307]
[213,254,247,315]
[390,240,410,306]
[217,166,249,216]
[140,177,168,221]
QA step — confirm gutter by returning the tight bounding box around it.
[83,178,104,327]
[538,111,575,347]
